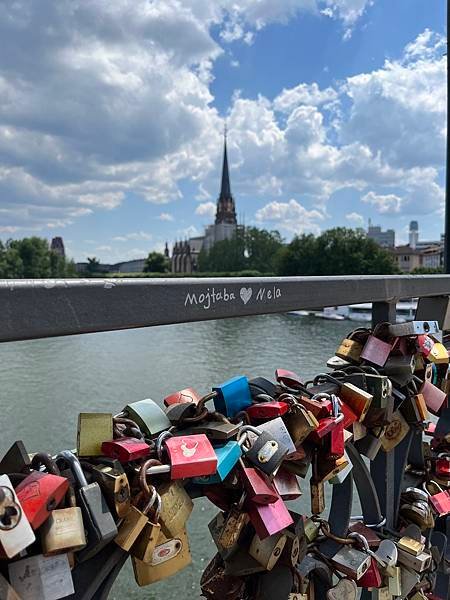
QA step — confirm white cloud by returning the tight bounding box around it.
[157,213,174,221]
[346,212,365,226]
[274,82,338,113]
[113,231,152,242]
[195,201,216,218]
[255,199,325,234]
[362,191,403,214]
[177,225,201,239]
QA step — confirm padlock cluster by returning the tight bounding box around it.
[0,319,450,599]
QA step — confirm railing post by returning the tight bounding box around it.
[415,295,450,330]
[370,301,397,529]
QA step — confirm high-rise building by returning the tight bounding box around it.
[409,220,419,249]
[367,223,395,248]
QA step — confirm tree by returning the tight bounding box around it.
[198,227,283,273]
[144,252,168,273]
[276,227,398,276]
[8,237,51,277]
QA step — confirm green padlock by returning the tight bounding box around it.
[124,399,171,437]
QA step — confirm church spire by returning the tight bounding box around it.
[215,125,237,225]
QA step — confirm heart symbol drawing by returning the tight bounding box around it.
[240,287,252,305]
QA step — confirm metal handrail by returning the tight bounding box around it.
[1,274,450,342]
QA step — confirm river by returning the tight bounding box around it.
[0,314,355,599]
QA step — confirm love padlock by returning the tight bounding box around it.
[157,432,217,479]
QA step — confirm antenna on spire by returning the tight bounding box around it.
[224,120,228,141]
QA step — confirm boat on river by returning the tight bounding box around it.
[287,301,417,322]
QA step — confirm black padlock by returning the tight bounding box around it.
[241,428,288,476]
[57,450,118,562]
[0,441,31,474]
[248,377,277,399]
[165,402,198,426]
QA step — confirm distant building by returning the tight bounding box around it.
[391,221,443,272]
[75,258,146,274]
[367,222,395,248]
[171,132,242,273]
[50,236,65,258]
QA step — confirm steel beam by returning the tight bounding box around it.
[1,275,450,342]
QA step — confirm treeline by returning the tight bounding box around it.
[0,237,76,278]
[198,227,399,275]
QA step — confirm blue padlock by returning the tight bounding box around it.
[213,375,252,417]
[192,441,241,485]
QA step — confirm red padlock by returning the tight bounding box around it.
[246,495,293,540]
[164,434,217,479]
[101,437,151,462]
[425,481,450,517]
[246,401,288,421]
[163,388,201,407]
[357,558,382,588]
[298,396,332,419]
[417,334,435,358]
[435,454,450,478]
[329,417,345,458]
[309,416,340,443]
[15,471,69,530]
[340,401,358,428]
[240,464,278,504]
[273,468,302,500]
[275,369,303,389]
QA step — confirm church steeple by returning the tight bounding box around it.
[215,126,237,225]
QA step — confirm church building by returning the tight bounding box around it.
[171,133,239,273]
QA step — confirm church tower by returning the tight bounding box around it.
[215,130,237,225]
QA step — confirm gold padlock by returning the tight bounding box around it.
[248,532,286,571]
[40,487,86,556]
[89,463,131,519]
[397,536,424,556]
[310,479,325,515]
[114,486,155,552]
[336,329,369,362]
[132,493,162,563]
[380,410,410,452]
[77,412,113,457]
[428,341,449,365]
[217,504,249,549]
[158,481,194,537]
[132,528,192,586]
[283,404,319,445]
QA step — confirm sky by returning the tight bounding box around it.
[0,0,447,263]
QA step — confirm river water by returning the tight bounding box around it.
[0,314,355,599]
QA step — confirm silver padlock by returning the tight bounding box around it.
[0,474,35,558]
[8,553,74,600]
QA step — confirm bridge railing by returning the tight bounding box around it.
[1,274,450,342]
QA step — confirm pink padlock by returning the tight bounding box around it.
[164,434,217,479]
[101,438,151,462]
[360,323,395,367]
[246,494,293,540]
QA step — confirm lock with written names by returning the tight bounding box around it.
[15,469,69,530]
[101,437,151,462]
[122,398,171,436]
[336,328,370,362]
[213,375,252,417]
[40,483,86,556]
[397,547,431,572]
[360,322,395,367]
[86,461,131,518]
[8,553,74,600]
[0,474,35,558]
[249,531,287,570]
[388,320,440,337]
[192,441,241,485]
[57,450,117,562]
[217,498,249,550]
[239,425,288,476]
[0,440,31,474]
[397,535,425,556]
[164,387,202,406]
[379,410,410,452]
[157,478,194,537]
[132,528,192,586]
[0,573,20,600]
[160,432,217,479]
[77,412,113,457]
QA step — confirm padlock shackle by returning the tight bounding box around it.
[155,430,173,461]
[237,425,262,446]
[30,452,61,476]
[57,450,88,488]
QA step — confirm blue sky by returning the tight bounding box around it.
[0,0,446,262]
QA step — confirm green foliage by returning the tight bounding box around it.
[411,266,444,274]
[0,237,76,278]
[144,251,168,273]
[198,227,283,273]
[276,227,399,276]
[107,270,273,278]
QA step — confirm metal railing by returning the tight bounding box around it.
[1,274,450,599]
[1,274,450,342]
